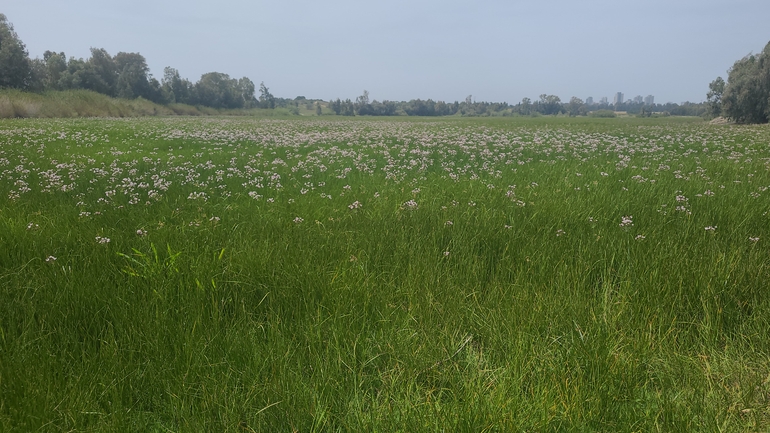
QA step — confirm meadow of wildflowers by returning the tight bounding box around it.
[1,116,769,431]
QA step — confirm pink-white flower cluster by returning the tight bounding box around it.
[619,215,633,228]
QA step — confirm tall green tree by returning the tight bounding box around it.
[567,97,585,117]
[43,51,67,90]
[84,48,118,96]
[28,58,47,91]
[161,67,193,104]
[57,48,118,96]
[518,97,532,115]
[341,98,355,116]
[0,14,33,89]
[195,72,241,109]
[238,77,257,108]
[58,57,86,90]
[329,98,342,115]
[259,82,275,109]
[114,52,151,99]
[537,94,563,115]
[355,90,372,115]
[722,41,770,124]
[706,76,725,118]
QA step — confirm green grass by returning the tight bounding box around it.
[0,116,769,431]
[0,89,302,119]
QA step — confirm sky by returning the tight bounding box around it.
[4,0,770,104]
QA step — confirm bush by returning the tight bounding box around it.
[589,110,617,118]
[0,89,302,119]
[168,103,203,116]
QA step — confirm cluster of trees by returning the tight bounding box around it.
[160,67,266,109]
[708,41,770,124]
[0,14,276,110]
[2,12,727,119]
[328,93,525,117]
[326,91,704,118]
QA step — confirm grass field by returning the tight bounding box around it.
[1,116,769,432]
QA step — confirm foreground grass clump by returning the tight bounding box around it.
[1,116,769,431]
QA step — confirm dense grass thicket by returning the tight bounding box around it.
[1,116,769,431]
[0,89,300,119]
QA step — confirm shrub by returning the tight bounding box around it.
[589,110,617,118]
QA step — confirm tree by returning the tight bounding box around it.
[0,14,33,89]
[315,101,322,116]
[259,82,275,109]
[462,95,475,115]
[84,48,118,96]
[114,52,151,99]
[238,77,257,108]
[722,41,770,124]
[161,67,193,104]
[567,97,584,117]
[518,97,532,115]
[706,76,725,118]
[195,72,241,108]
[355,90,372,115]
[57,57,86,90]
[329,98,342,115]
[341,98,355,116]
[433,100,452,116]
[404,99,430,116]
[147,77,163,103]
[43,51,67,90]
[537,94,563,115]
[27,58,47,92]
[55,48,119,96]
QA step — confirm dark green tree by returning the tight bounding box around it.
[329,98,342,115]
[706,76,725,118]
[114,52,151,99]
[57,57,85,90]
[0,14,33,89]
[341,98,355,116]
[27,58,47,91]
[537,94,563,115]
[57,48,118,96]
[518,97,532,115]
[238,77,257,108]
[146,77,164,104]
[567,97,584,117]
[43,51,67,90]
[722,41,770,124]
[461,95,475,115]
[161,67,193,104]
[84,48,118,96]
[195,72,241,108]
[259,82,275,109]
[355,90,372,115]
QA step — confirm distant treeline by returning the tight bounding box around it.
[0,13,289,111]
[1,13,709,118]
[326,92,707,117]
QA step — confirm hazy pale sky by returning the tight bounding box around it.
[4,1,769,104]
